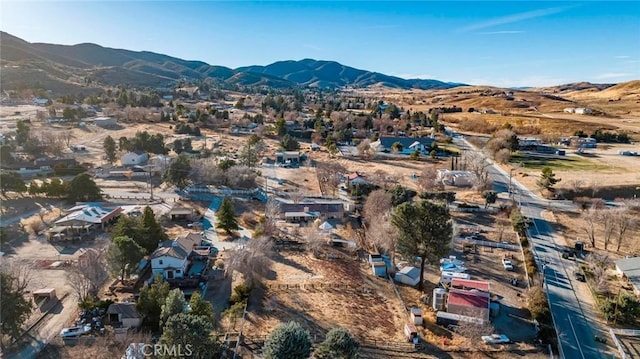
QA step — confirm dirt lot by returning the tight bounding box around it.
[242,251,408,342]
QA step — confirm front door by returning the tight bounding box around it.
[167,270,174,279]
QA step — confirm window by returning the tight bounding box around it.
[159,260,163,265]
[176,270,181,273]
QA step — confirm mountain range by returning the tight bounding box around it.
[0,32,463,93]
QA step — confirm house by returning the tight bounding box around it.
[615,257,640,296]
[450,278,491,292]
[373,137,436,155]
[34,157,77,168]
[570,137,597,149]
[394,266,421,287]
[564,108,576,114]
[93,116,117,128]
[518,138,542,149]
[55,205,123,232]
[121,151,149,166]
[446,288,490,323]
[150,233,201,280]
[107,303,142,329]
[346,172,367,186]
[33,97,49,106]
[275,151,300,165]
[169,205,195,221]
[275,198,345,221]
[575,108,593,115]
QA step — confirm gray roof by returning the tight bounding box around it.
[398,266,420,279]
[150,233,199,260]
[107,302,141,318]
[616,257,640,291]
[379,137,434,150]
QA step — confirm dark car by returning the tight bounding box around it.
[574,271,586,282]
[562,249,575,259]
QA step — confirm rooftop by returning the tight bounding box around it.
[450,278,491,292]
[447,288,490,309]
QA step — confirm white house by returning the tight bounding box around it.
[93,116,117,127]
[616,257,640,296]
[150,233,200,280]
[564,108,576,114]
[373,137,435,155]
[121,151,149,166]
[575,108,593,115]
[33,97,49,106]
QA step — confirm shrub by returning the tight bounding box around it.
[264,321,312,359]
[229,283,251,305]
[314,327,360,359]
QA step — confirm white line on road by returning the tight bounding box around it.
[567,314,586,359]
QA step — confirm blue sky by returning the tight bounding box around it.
[2,1,639,87]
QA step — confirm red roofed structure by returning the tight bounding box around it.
[446,288,490,322]
[450,278,491,292]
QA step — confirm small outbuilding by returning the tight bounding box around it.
[615,257,640,296]
[121,151,149,166]
[394,266,421,287]
[107,302,142,329]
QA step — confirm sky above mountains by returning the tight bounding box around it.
[2,1,639,87]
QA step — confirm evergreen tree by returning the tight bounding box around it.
[536,167,561,192]
[103,135,117,163]
[66,174,102,202]
[216,198,238,234]
[160,313,220,358]
[160,289,186,327]
[138,206,168,254]
[164,155,191,189]
[314,327,360,359]
[0,270,33,350]
[189,292,215,322]
[107,236,145,281]
[264,321,312,359]
[137,274,170,329]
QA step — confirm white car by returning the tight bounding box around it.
[481,334,511,344]
[501,259,514,271]
[60,324,92,338]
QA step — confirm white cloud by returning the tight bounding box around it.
[479,30,525,35]
[614,55,630,59]
[459,6,575,32]
[389,72,434,80]
[468,75,568,88]
[594,72,634,80]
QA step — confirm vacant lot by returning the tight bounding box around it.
[242,251,408,343]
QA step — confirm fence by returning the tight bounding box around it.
[265,282,367,292]
[610,328,628,359]
[453,237,519,250]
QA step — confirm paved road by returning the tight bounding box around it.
[454,136,602,359]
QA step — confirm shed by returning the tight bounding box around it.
[107,302,142,329]
[33,288,58,312]
[371,261,387,277]
[318,221,334,231]
[394,266,421,287]
[121,151,149,166]
[93,116,117,128]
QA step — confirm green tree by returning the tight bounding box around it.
[66,174,102,202]
[482,190,498,208]
[387,185,417,207]
[239,136,265,168]
[275,118,287,136]
[536,167,561,192]
[0,145,15,165]
[0,171,26,197]
[15,120,30,146]
[27,180,41,196]
[189,292,215,322]
[264,321,312,359]
[0,270,33,350]
[160,289,186,327]
[106,236,145,281]
[138,206,168,254]
[216,198,238,234]
[281,134,300,151]
[160,313,220,359]
[137,274,170,329]
[164,155,191,189]
[62,107,76,120]
[103,135,117,163]
[391,142,403,153]
[410,150,420,160]
[314,327,360,359]
[235,97,245,109]
[391,200,453,290]
[45,177,66,197]
[218,159,236,171]
[112,215,141,243]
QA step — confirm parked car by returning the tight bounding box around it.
[502,259,514,271]
[562,249,575,259]
[574,271,586,282]
[60,324,92,338]
[482,334,511,344]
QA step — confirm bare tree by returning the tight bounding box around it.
[68,249,109,301]
[369,169,390,189]
[600,209,616,251]
[418,166,443,192]
[303,227,327,258]
[1,259,32,293]
[582,206,599,249]
[363,189,392,223]
[590,253,612,294]
[465,151,491,192]
[227,236,274,287]
[226,165,257,189]
[455,317,495,348]
[59,130,76,148]
[614,207,636,252]
[288,189,306,204]
[588,179,600,198]
[356,139,374,159]
[366,213,397,263]
[567,179,584,195]
[316,161,346,197]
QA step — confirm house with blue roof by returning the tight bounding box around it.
[373,137,436,155]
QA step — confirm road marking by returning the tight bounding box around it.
[567,314,586,359]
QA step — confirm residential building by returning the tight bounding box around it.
[615,257,640,296]
[121,151,149,166]
[346,172,367,186]
[446,288,490,323]
[54,205,122,233]
[373,137,435,155]
[150,233,201,280]
[275,151,300,165]
[275,198,345,222]
[93,116,117,128]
